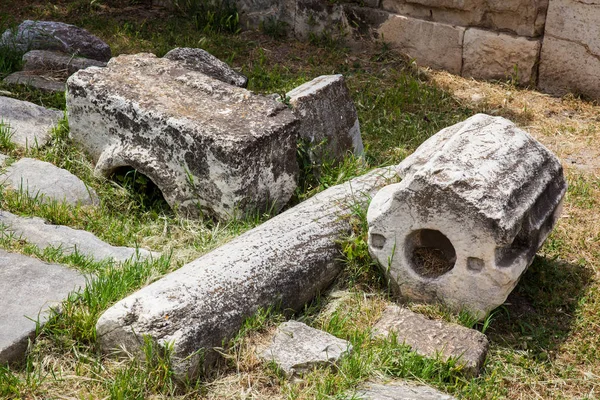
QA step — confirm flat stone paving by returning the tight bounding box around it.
[0,249,87,364]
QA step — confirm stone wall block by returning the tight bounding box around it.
[368,114,566,318]
[462,28,541,85]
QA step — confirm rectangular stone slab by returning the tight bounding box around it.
[0,249,86,364]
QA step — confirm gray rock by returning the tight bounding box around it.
[538,0,600,100]
[0,210,156,263]
[1,20,111,62]
[95,164,398,381]
[372,305,488,377]
[356,381,456,400]
[367,114,567,318]
[163,47,247,88]
[294,0,347,40]
[67,53,298,220]
[0,96,62,148]
[3,71,66,94]
[23,50,106,76]
[287,75,363,168]
[1,158,98,206]
[237,0,295,32]
[260,321,352,377]
[0,249,86,364]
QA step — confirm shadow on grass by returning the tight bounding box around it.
[486,255,593,361]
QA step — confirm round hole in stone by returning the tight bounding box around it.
[405,229,456,279]
[109,166,169,212]
[370,233,386,249]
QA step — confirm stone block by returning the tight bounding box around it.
[538,0,600,99]
[356,381,456,399]
[1,20,111,62]
[368,114,566,318]
[0,249,86,364]
[1,158,98,206]
[66,53,298,220]
[3,71,66,94]
[237,0,295,31]
[163,47,247,88]
[23,50,106,76]
[372,305,488,376]
[380,0,485,31]
[294,0,347,39]
[377,15,464,74]
[0,211,156,263]
[287,75,363,167]
[0,96,62,148]
[462,28,541,85]
[259,321,352,376]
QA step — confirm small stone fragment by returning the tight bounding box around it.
[0,249,86,364]
[260,321,352,377]
[164,47,247,88]
[287,75,363,167]
[3,71,66,93]
[23,50,106,76]
[1,158,98,206]
[0,96,62,148]
[368,114,566,318]
[372,305,488,377]
[1,20,111,61]
[356,380,456,400]
[0,211,156,263]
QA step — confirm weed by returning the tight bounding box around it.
[0,120,16,152]
[175,0,240,34]
[259,16,288,40]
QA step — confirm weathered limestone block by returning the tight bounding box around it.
[462,28,541,85]
[0,96,62,148]
[287,75,363,167]
[356,381,456,400]
[380,0,485,29]
[538,0,600,100]
[368,114,566,318]
[373,305,488,376]
[0,249,86,364]
[0,211,156,263]
[95,165,397,381]
[237,0,295,31]
[343,5,391,40]
[259,321,352,376]
[377,15,465,74]
[1,20,111,62]
[66,53,298,220]
[163,48,247,88]
[23,50,106,76]
[1,158,98,206]
[486,0,549,38]
[294,0,347,39]
[3,71,66,94]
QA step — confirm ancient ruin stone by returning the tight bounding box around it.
[0,249,86,364]
[356,381,456,400]
[1,20,111,61]
[163,47,247,88]
[368,114,566,318]
[95,164,397,381]
[538,0,600,100]
[66,53,298,220]
[260,321,352,376]
[0,96,62,148]
[23,50,106,76]
[287,75,363,167]
[295,0,346,39]
[377,15,465,74]
[373,305,488,376]
[462,28,541,85]
[0,211,156,263]
[3,71,66,94]
[2,158,98,206]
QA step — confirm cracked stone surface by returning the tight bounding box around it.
[355,380,456,399]
[163,47,247,88]
[1,20,111,61]
[3,71,66,93]
[0,249,86,364]
[0,210,156,263]
[368,114,566,318]
[1,158,98,206]
[23,50,107,76]
[372,305,489,377]
[0,96,62,148]
[67,53,298,220]
[259,321,352,377]
[538,0,600,100]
